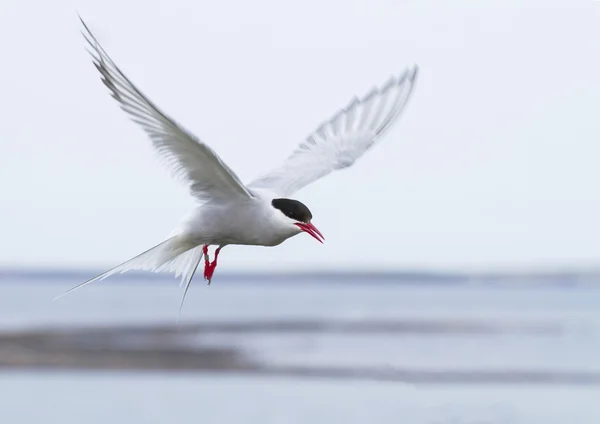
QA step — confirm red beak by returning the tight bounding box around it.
[295,222,325,244]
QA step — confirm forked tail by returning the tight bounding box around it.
[53,235,203,300]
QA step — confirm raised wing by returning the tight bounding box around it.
[80,17,254,202]
[249,66,418,197]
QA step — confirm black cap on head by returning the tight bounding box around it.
[271,198,313,223]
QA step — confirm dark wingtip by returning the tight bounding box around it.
[407,64,419,83]
[77,11,86,27]
[77,13,96,45]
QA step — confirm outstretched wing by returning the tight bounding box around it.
[248,66,418,197]
[80,17,254,202]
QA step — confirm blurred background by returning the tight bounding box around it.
[1,0,600,423]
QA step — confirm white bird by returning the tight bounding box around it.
[57,17,419,311]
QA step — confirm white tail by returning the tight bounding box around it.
[54,235,202,300]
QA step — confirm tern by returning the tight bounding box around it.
[57,17,419,309]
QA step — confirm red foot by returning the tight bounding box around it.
[203,245,222,285]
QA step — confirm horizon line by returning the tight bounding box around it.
[2,266,600,283]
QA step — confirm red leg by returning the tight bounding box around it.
[204,245,223,285]
[202,245,211,281]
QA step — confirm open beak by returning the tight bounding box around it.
[295,222,325,244]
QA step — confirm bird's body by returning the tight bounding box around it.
[179,189,304,247]
[58,16,419,310]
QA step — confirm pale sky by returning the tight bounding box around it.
[2,0,600,272]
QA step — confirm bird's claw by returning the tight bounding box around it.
[203,260,216,285]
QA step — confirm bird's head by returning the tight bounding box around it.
[271,198,324,243]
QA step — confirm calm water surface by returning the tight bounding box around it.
[1,275,599,423]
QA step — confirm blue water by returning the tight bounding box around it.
[1,274,599,423]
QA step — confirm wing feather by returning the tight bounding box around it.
[249,66,418,196]
[80,17,254,202]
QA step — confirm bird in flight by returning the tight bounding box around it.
[57,17,419,310]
